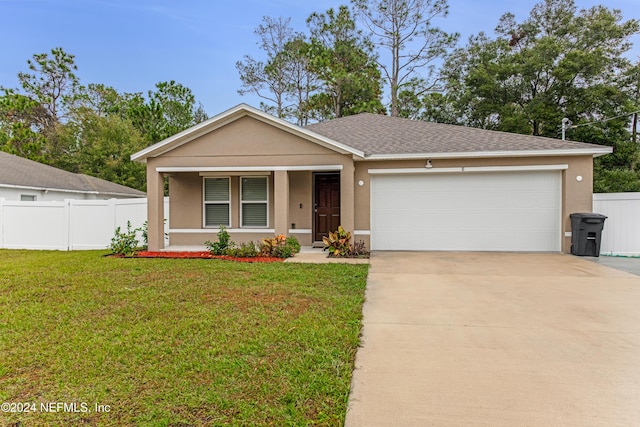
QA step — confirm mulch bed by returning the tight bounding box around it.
[135,251,285,263]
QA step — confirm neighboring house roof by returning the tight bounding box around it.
[0,151,145,197]
[305,113,612,159]
[131,104,612,162]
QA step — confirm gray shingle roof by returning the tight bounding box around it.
[0,151,145,197]
[305,113,607,156]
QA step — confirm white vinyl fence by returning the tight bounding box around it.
[0,194,638,255]
[0,198,168,251]
[593,192,640,257]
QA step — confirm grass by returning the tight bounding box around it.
[0,250,368,426]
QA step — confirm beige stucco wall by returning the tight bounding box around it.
[148,116,354,249]
[164,116,342,159]
[354,155,595,253]
[288,171,313,231]
[145,114,596,253]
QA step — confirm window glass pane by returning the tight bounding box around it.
[205,204,230,226]
[242,203,267,227]
[242,177,267,201]
[204,178,229,202]
[20,195,36,201]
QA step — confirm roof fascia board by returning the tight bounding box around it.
[368,165,568,175]
[157,165,344,173]
[0,183,142,197]
[131,104,364,161]
[364,147,613,160]
[0,183,99,195]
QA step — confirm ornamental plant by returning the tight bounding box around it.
[109,221,140,256]
[322,226,352,257]
[259,234,300,258]
[205,225,235,255]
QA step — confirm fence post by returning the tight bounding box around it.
[64,199,71,251]
[0,198,4,249]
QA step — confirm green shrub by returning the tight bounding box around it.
[109,221,139,256]
[273,244,294,259]
[205,225,235,255]
[259,234,298,258]
[286,236,301,254]
[224,241,258,258]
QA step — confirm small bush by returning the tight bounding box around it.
[205,225,235,255]
[109,221,139,256]
[286,236,301,254]
[259,234,298,258]
[352,240,369,258]
[273,244,294,259]
[224,241,258,258]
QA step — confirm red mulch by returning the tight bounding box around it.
[135,251,284,263]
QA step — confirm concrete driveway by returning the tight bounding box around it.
[345,252,640,426]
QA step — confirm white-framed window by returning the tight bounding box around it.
[203,177,230,227]
[20,194,36,201]
[240,176,268,228]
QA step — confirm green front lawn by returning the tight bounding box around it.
[0,250,368,426]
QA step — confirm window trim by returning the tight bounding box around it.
[20,194,37,201]
[240,176,269,228]
[202,177,231,228]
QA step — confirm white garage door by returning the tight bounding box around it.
[370,171,562,251]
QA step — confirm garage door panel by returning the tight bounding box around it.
[371,171,561,252]
[373,230,559,251]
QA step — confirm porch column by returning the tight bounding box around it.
[273,170,289,236]
[147,167,165,251]
[340,161,355,233]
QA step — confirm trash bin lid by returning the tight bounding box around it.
[570,212,607,220]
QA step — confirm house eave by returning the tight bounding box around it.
[362,147,613,160]
[131,104,365,162]
[0,183,144,198]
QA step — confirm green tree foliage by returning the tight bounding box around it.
[435,0,638,135]
[0,48,79,162]
[0,90,48,161]
[351,0,458,116]
[54,111,147,190]
[237,7,384,122]
[1,48,207,191]
[427,0,639,191]
[306,5,385,120]
[123,80,207,144]
[236,17,302,119]
[17,47,79,126]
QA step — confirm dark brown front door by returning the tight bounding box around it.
[314,173,340,242]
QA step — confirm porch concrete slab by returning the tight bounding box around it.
[345,252,640,427]
[284,250,369,264]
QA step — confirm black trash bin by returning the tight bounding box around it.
[570,213,607,257]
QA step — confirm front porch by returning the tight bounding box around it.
[146,165,354,251]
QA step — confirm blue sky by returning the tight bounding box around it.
[1,0,638,116]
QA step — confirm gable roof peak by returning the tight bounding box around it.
[131,103,365,161]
